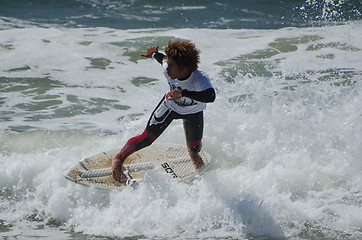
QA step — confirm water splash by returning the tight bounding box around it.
[298,0,361,24]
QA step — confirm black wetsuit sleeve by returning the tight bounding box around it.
[182,88,216,103]
[153,52,165,64]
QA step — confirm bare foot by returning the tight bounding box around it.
[111,156,126,182]
[190,152,205,170]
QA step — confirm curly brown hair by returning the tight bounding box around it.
[165,40,200,72]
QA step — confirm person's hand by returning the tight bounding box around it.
[165,89,182,101]
[140,46,159,58]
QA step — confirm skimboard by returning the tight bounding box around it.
[65,143,210,190]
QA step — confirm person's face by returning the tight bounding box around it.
[166,58,190,80]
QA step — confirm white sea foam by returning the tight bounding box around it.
[0,23,361,239]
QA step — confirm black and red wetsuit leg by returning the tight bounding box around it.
[183,111,204,153]
[115,129,157,163]
[116,98,175,162]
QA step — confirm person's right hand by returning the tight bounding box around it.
[140,46,159,58]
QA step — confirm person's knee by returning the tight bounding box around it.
[134,129,157,151]
[135,138,152,151]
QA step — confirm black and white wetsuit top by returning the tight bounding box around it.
[154,52,215,115]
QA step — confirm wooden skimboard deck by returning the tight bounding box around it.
[65,143,210,190]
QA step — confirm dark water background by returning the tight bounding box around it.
[1,0,361,30]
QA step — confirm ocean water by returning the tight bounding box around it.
[1,0,362,239]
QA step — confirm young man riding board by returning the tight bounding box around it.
[112,40,215,182]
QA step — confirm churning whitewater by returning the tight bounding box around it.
[1,0,361,239]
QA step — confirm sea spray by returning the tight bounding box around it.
[1,22,362,239]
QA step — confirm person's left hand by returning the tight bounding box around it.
[140,46,159,58]
[165,89,182,101]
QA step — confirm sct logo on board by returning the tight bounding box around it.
[161,163,178,178]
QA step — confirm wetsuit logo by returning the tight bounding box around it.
[149,102,171,126]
